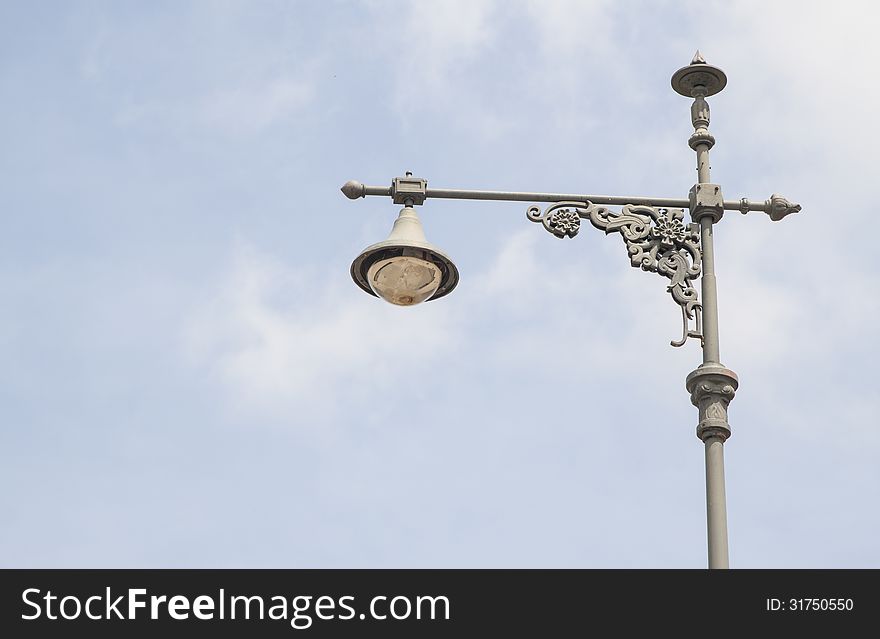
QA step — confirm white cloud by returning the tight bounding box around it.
[390,0,497,101]
[113,72,316,135]
[364,0,524,140]
[200,75,315,134]
[184,242,458,423]
[186,223,705,424]
[685,0,880,176]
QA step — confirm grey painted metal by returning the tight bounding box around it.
[527,201,702,347]
[391,174,428,205]
[672,51,728,97]
[680,55,735,570]
[343,53,801,570]
[697,217,721,363]
[686,365,737,444]
[423,188,691,208]
[765,194,801,221]
[341,179,799,218]
[704,437,729,568]
[687,363,738,569]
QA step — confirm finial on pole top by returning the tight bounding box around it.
[672,52,727,97]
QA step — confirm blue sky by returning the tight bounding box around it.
[1,0,878,567]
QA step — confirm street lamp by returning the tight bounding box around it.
[342,52,800,569]
[349,176,459,306]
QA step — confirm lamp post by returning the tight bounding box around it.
[342,53,800,569]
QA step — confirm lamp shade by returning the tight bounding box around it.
[350,206,459,305]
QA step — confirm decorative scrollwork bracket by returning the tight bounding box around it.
[527,201,703,347]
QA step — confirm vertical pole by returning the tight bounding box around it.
[683,78,738,570]
[699,216,721,364]
[704,435,729,568]
[698,209,730,569]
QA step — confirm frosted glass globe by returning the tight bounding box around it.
[366,255,442,306]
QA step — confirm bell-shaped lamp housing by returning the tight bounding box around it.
[351,205,459,306]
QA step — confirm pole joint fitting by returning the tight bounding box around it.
[689,183,724,223]
[391,175,428,205]
[686,364,738,442]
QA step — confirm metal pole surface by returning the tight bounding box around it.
[687,78,731,570]
[704,435,729,568]
[344,181,785,215]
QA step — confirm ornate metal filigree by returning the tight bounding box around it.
[527,201,703,347]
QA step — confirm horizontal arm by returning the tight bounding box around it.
[341,179,800,219]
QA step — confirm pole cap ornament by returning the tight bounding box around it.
[672,51,728,97]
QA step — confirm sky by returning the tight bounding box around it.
[1,0,878,568]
